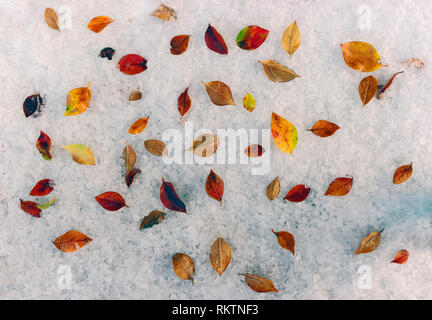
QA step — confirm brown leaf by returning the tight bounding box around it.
[272,229,295,255]
[266,177,280,201]
[20,199,41,218]
[391,249,409,264]
[139,210,166,230]
[393,163,413,184]
[128,90,142,101]
[178,87,191,117]
[307,120,340,137]
[44,8,59,31]
[128,117,149,134]
[29,179,54,196]
[87,16,113,33]
[205,24,228,54]
[95,191,129,211]
[359,75,378,108]
[244,144,265,157]
[170,35,190,55]
[53,230,92,253]
[259,60,300,82]
[209,236,231,276]
[172,253,195,282]
[202,81,235,106]
[144,139,168,156]
[376,71,403,99]
[403,58,424,70]
[354,229,384,255]
[160,178,187,213]
[125,168,141,187]
[205,170,224,206]
[284,184,310,203]
[189,134,219,157]
[122,143,137,173]
[238,273,278,293]
[150,4,176,21]
[324,176,353,196]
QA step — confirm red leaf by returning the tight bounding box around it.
[236,25,269,50]
[376,71,404,99]
[118,54,147,75]
[95,191,129,211]
[284,184,310,202]
[36,130,52,160]
[160,178,187,213]
[391,249,409,264]
[20,199,41,218]
[205,170,224,206]
[177,87,191,117]
[125,168,141,187]
[29,179,55,196]
[205,24,228,54]
[170,35,190,55]
[244,144,265,157]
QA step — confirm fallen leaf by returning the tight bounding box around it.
[160,178,187,213]
[150,4,176,21]
[376,71,404,99]
[44,8,59,31]
[53,230,92,253]
[236,25,269,50]
[122,143,137,173]
[125,167,141,187]
[178,87,191,117]
[359,75,378,108]
[238,273,278,293]
[202,81,235,106]
[354,229,384,255]
[259,60,300,82]
[209,236,231,276]
[65,83,91,116]
[36,196,56,210]
[393,163,413,184]
[189,134,219,157]
[144,139,168,156]
[391,249,409,264]
[272,229,295,255]
[139,210,166,230]
[128,117,149,134]
[23,94,44,118]
[118,54,147,75]
[205,24,228,54]
[340,41,387,72]
[205,170,224,206]
[172,253,195,282]
[95,191,129,211]
[243,92,256,112]
[20,199,41,218]
[282,20,300,58]
[36,131,52,160]
[99,47,115,60]
[284,184,310,202]
[324,176,353,196]
[266,177,280,201]
[403,58,424,70]
[271,112,298,155]
[244,144,265,157]
[128,90,142,101]
[62,144,95,165]
[88,16,113,33]
[307,120,340,137]
[170,35,190,55]
[29,179,54,196]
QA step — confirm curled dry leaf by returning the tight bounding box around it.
[359,75,378,108]
[245,144,265,157]
[205,170,224,206]
[284,184,310,203]
[128,90,142,101]
[150,4,177,21]
[325,176,353,196]
[236,25,269,50]
[53,230,92,253]
[36,131,52,160]
[272,229,295,255]
[29,179,54,196]
[205,24,228,54]
[160,178,187,213]
[23,94,44,118]
[122,143,137,173]
[209,236,231,276]
[128,117,149,134]
[308,120,340,137]
[340,41,387,72]
[144,139,168,156]
[259,60,300,82]
[271,112,298,155]
[282,20,300,58]
[243,92,256,112]
[170,35,190,55]
[95,191,129,211]
[65,83,91,116]
[391,249,409,264]
[88,16,113,33]
[266,177,280,201]
[118,54,147,75]
[178,87,191,117]
[376,71,404,99]
[20,199,41,218]
[44,8,59,31]
[202,81,235,106]
[36,196,56,210]
[238,273,278,293]
[189,134,219,157]
[403,58,424,71]
[354,229,384,255]
[172,253,195,282]
[393,163,413,184]
[125,167,141,187]
[99,47,115,60]
[139,210,166,230]
[62,144,95,165]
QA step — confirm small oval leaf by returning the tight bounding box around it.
[128,90,142,101]
[209,236,231,276]
[259,60,300,82]
[202,81,235,106]
[44,8,59,31]
[172,253,195,282]
[282,20,300,58]
[118,54,147,75]
[308,120,340,137]
[53,230,92,253]
[170,35,190,55]
[325,177,353,196]
[266,177,280,201]
[359,75,378,108]
[36,131,52,160]
[62,144,95,165]
[23,94,44,118]
[95,191,128,211]
[122,142,137,173]
[391,249,409,264]
[128,117,149,134]
[244,144,265,157]
[29,179,54,196]
[236,25,269,50]
[272,229,295,255]
[205,170,224,206]
[393,163,413,184]
[20,199,41,218]
[88,16,113,33]
[144,139,168,156]
[139,210,166,230]
[340,41,386,72]
[178,87,192,117]
[160,178,187,213]
[284,184,310,202]
[65,84,91,116]
[125,168,141,187]
[271,112,298,155]
[205,24,228,54]
[243,92,256,112]
[239,273,278,293]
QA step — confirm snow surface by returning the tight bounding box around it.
[0,0,431,299]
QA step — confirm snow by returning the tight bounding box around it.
[0,0,431,299]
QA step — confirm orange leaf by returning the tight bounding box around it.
[128,117,148,134]
[205,170,224,206]
[340,41,386,72]
[308,120,340,137]
[144,139,168,156]
[88,16,113,33]
[53,230,92,253]
[172,253,195,282]
[272,229,295,255]
[202,81,235,106]
[238,273,278,293]
[391,249,409,264]
[205,24,228,54]
[178,87,191,117]
[354,229,383,255]
[44,8,59,31]
[170,35,190,55]
[95,191,129,211]
[209,236,231,276]
[393,163,413,184]
[324,177,353,196]
[359,75,378,108]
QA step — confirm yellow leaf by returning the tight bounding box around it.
[282,20,300,58]
[340,41,387,72]
[44,8,59,31]
[88,16,113,33]
[259,60,300,82]
[65,83,91,116]
[271,112,298,154]
[128,117,148,134]
[62,144,96,165]
[354,229,384,255]
[243,92,256,112]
